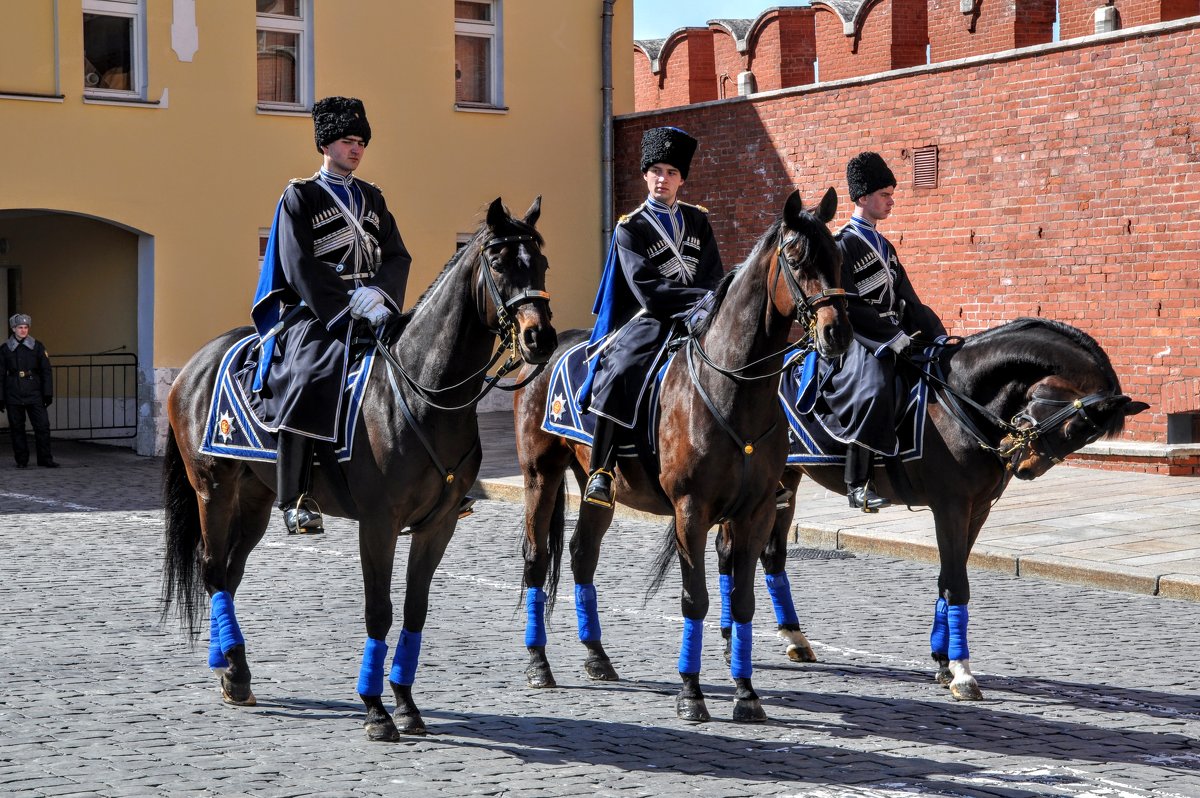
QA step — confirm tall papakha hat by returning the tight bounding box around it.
[313,96,372,153]
[847,151,897,202]
[9,313,31,328]
[640,126,699,180]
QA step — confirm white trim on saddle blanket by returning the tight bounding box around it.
[780,348,931,466]
[198,333,375,463]
[541,339,669,456]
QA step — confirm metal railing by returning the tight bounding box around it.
[46,351,138,440]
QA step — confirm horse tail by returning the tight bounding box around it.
[160,424,205,640]
[545,479,565,611]
[645,519,681,602]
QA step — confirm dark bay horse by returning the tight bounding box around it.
[162,197,556,740]
[513,188,852,722]
[726,317,1147,700]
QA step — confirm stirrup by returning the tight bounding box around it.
[458,495,477,519]
[583,468,616,508]
[847,483,890,513]
[775,484,794,510]
[284,495,325,535]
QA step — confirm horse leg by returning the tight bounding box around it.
[386,516,458,736]
[726,503,776,723]
[758,467,815,663]
[356,516,402,742]
[521,448,570,689]
[570,500,619,682]
[675,511,711,722]
[931,504,985,701]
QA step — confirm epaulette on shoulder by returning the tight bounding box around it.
[616,213,632,226]
[289,175,317,185]
[679,201,709,214]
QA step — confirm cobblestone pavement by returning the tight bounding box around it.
[2,446,1199,797]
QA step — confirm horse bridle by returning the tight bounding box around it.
[919,354,1114,469]
[688,232,848,383]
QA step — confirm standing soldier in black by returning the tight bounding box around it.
[577,127,724,507]
[1,313,58,468]
[250,96,412,534]
[817,151,946,511]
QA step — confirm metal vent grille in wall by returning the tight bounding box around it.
[913,145,938,189]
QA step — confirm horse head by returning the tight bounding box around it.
[1003,376,1148,479]
[478,196,557,365]
[965,321,1151,479]
[772,188,853,358]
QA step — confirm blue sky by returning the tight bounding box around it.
[634,1,810,40]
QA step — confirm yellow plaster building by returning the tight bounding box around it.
[0,0,633,454]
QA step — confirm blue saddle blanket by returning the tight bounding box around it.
[541,339,665,455]
[779,349,931,466]
[197,334,375,463]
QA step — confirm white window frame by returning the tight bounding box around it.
[455,0,504,110]
[82,0,146,100]
[255,0,313,112]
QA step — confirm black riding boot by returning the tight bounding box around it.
[845,443,890,512]
[584,419,618,508]
[277,431,324,534]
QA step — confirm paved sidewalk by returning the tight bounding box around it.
[474,411,1200,603]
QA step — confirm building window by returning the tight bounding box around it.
[455,0,503,108]
[83,0,145,98]
[256,0,311,110]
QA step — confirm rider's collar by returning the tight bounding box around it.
[848,214,877,230]
[319,168,355,187]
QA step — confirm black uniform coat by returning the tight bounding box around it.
[811,220,946,454]
[1,335,53,406]
[249,171,411,440]
[579,201,723,428]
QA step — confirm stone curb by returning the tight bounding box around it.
[478,477,1198,604]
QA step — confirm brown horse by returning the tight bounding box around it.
[513,188,852,722]
[161,197,556,740]
[720,317,1147,700]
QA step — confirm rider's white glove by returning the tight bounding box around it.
[888,332,912,354]
[364,303,393,327]
[349,286,386,319]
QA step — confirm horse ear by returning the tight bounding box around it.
[523,195,542,227]
[1123,399,1149,417]
[783,190,803,229]
[817,187,838,224]
[486,197,507,229]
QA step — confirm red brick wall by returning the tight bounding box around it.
[615,21,1200,450]
[929,0,1055,60]
[748,9,817,91]
[1059,0,1197,40]
[711,25,747,100]
[814,7,858,81]
[634,30,718,110]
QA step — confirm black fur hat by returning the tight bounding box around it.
[640,126,698,179]
[847,151,896,201]
[313,96,372,152]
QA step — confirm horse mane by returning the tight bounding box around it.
[689,218,784,338]
[962,316,1129,436]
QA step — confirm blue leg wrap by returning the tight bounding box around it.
[678,617,703,674]
[356,637,389,697]
[764,571,800,627]
[731,621,753,679]
[575,583,601,643]
[947,604,970,661]
[209,591,244,667]
[524,587,547,648]
[930,597,949,658]
[207,608,223,669]
[719,573,732,632]
[389,629,423,686]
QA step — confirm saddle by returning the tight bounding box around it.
[198,334,376,463]
[780,347,937,467]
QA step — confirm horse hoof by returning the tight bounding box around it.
[935,666,953,687]
[365,717,401,742]
[221,688,257,707]
[733,698,767,723]
[394,711,428,735]
[950,680,984,701]
[786,644,817,663]
[584,657,619,681]
[676,697,710,723]
[525,665,557,689]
